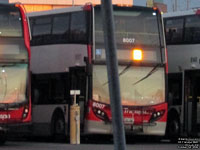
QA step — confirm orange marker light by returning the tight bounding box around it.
[15,4,21,8]
[153,7,157,11]
[132,49,143,61]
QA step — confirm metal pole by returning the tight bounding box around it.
[186,0,189,10]
[175,0,178,11]
[100,1,126,150]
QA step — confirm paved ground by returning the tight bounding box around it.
[0,141,179,150]
[1,135,199,150]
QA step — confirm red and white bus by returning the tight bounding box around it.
[164,8,200,138]
[27,4,167,140]
[0,4,31,144]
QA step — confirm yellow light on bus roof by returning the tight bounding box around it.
[132,49,143,61]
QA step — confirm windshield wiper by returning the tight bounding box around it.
[132,64,160,86]
[0,62,21,67]
[103,62,132,86]
[118,62,132,77]
[0,59,28,64]
[0,64,16,67]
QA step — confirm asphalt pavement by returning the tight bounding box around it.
[0,141,181,150]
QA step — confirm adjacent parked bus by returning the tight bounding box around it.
[164,8,200,138]
[28,4,167,139]
[0,4,31,144]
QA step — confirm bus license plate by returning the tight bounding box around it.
[124,117,134,125]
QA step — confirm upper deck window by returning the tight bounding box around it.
[32,17,51,36]
[165,18,184,44]
[95,7,162,48]
[184,15,200,43]
[30,10,90,46]
[0,6,22,37]
[165,14,200,44]
[95,6,164,63]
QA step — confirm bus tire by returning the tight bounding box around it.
[51,113,66,142]
[0,134,6,145]
[167,115,180,142]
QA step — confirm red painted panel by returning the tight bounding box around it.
[86,100,168,124]
[0,107,24,123]
[15,4,32,123]
[16,4,31,60]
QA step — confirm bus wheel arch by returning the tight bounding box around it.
[166,109,180,140]
[51,108,66,141]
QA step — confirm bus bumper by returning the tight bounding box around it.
[84,120,166,136]
[84,120,112,134]
[138,122,166,136]
[0,123,31,136]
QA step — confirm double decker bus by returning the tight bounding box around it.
[28,4,167,139]
[0,4,31,144]
[164,9,200,138]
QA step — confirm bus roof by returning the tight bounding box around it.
[28,4,158,17]
[163,8,200,18]
[27,5,85,17]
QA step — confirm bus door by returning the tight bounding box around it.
[69,66,87,132]
[184,70,200,137]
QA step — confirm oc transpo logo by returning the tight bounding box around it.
[0,114,11,120]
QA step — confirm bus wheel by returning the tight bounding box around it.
[52,114,65,142]
[167,117,180,142]
[0,134,6,145]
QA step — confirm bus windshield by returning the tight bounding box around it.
[0,63,28,104]
[93,65,165,106]
[0,38,28,61]
[95,6,164,63]
[0,5,23,37]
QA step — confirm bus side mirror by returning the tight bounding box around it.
[84,57,92,75]
[84,57,88,63]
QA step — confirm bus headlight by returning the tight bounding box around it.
[149,110,165,123]
[92,107,110,123]
[22,106,29,119]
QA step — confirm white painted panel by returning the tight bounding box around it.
[30,44,87,74]
[167,44,200,73]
